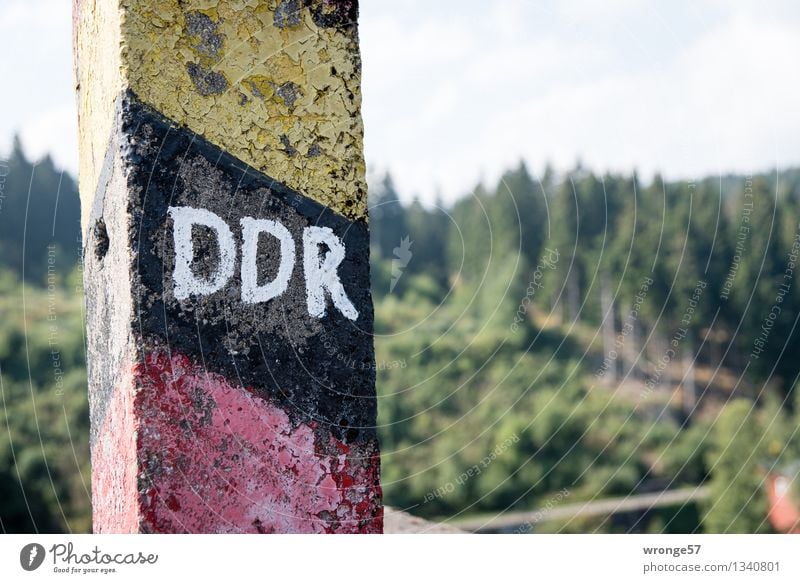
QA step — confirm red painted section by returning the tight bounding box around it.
[128,350,382,533]
[766,474,800,534]
[92,364,139,533]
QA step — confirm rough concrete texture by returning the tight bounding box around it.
[83,124,140,532]
[136,350,380,533]
[85,92,380,533]
[73,0,124,235]
[74,0,367,234]
[76,0,380,533]
[123,94,376,439]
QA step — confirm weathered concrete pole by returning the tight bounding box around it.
[73,0,381,533]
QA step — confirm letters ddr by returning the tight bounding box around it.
[168,206,359,321]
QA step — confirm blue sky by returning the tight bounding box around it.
[2,0,799,202]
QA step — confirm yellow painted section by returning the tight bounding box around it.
[125,0,367,221]
[75,0,367,228]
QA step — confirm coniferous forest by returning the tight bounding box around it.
[2,138,800,532]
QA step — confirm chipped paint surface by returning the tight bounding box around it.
[121,94,376,442]
[134,350,382,533]
[121,0,367,221]
[77,1,381,533]
[75,0,367,232]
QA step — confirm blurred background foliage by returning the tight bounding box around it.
[0,140,89,533]
[2,138,800,532]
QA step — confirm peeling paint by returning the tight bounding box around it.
[275,80,302,108]
[120,95,376,440]
[93,350,382,533]
[75,1,368,231]
[187,62,230,96]
[185,11,225,61]
[77,0,380,534]
[121,0,367,221]
[134,350,382,533]
[274,0,302,29]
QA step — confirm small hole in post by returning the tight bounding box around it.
[339,418,359,442]
[93,218,109,261]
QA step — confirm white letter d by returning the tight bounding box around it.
[169,206,235,300]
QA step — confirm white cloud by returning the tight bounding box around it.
[0,0,75,171]
[20,105,79,171]
[361,1,800,202]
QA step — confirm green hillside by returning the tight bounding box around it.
[2,139,800,532]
